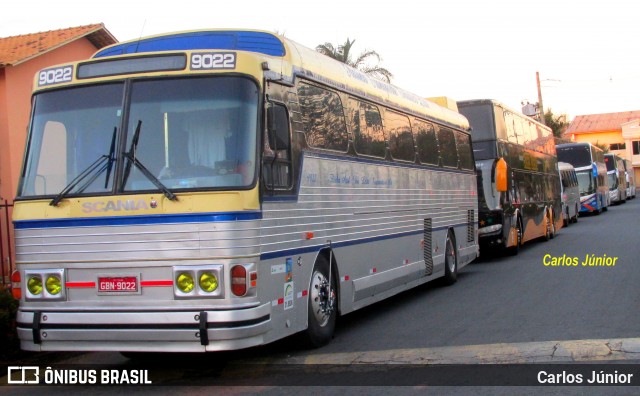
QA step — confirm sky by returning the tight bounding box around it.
[2,0,640,120]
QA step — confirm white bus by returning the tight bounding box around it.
[12,29,479,353]
[604,153,627,204]
[558,162,580,226]
[623,159,636,199]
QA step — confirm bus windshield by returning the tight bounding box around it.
[19,77,259,198]
[556,145,592,168]
[576,169,595,196]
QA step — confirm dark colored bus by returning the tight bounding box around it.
[458,99,562,255]
[556,142,609,214]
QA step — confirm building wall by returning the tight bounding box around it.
[0,38,97,202]
[621,121,640,184]
[572,130,626,156]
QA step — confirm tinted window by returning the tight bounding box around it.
[350,99,386,158]
[455,131,474,170]
[438,127,458,167]
[414,121,439,165]
[297,83,348,152]
[458,102,496,141]
[386,111,415,161]
[556,145,593,167]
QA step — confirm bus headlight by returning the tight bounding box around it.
[45,275,62,295]
[176,273,195,293]
[27,275,43,295]
[173,265,224,298]
[24,269,66,300]
[199,272,219,293]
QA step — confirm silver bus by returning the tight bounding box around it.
[13,29,479,353]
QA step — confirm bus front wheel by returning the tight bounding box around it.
[505,217,522,256]
[304,255,337,348]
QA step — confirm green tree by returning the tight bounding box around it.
[593,141,610,153]
[316,38,393,83]
[544,108,570,139]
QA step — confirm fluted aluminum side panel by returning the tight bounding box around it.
[15,220,261,264]
[260,153,478,259]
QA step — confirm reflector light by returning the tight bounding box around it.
[11,271,21,300]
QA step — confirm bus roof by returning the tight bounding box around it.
[556,142,598,149]
[458,98,550,131]
[92,29,469,130]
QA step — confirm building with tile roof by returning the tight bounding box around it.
[565,110,640,182]
[0,23,117,280]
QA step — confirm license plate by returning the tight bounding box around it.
[97,276,139,294]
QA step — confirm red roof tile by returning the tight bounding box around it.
[0,23,117,67]
[566,111,640,135]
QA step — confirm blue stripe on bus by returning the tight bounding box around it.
[259,223,472,261]
[94,31,286,58]
[13,211,262,229]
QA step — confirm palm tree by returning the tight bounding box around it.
[316,38,393,83]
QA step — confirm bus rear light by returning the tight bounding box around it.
[250,271,257,288]
[11,271,21,300]
[231,265,247,296]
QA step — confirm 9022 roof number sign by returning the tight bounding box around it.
[190,52,236,70]
[38,65,73,86]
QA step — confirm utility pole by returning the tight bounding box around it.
[536,71,546,125]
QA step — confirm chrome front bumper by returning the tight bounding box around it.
[17,303,272,352]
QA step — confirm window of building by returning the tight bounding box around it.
[610,142,626,151]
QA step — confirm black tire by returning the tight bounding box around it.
[572,205,579,223]
[303,255,337,348]
[442,231,458,286]
[563,207,569,227]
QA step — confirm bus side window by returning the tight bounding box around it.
[263,102,292,191]
[437,127,458,168]
[455,131,474,170]
[349,98,386,158]
[414,120,439,165]
[297,82,348,152]
[386,110,415,162]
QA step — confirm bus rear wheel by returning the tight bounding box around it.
[441,231,458,285]
[303,255,337,348]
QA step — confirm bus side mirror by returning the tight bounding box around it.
[496,157,508,192]
[267,104,290,151]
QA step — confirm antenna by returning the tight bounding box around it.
[134,20,147,53]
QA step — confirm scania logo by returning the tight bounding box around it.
[82,199,150,213]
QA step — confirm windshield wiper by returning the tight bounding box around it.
[50,127,118,207]
[121,120,177,201]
